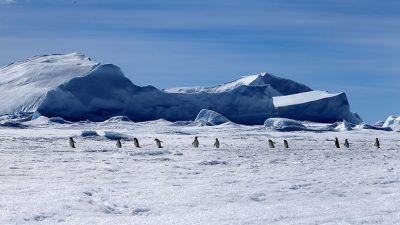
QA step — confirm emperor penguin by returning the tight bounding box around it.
[133,137,140,148]
[116,139,122,148]
[334,137,340,148]
[344,139,350,148]
[374,138,380,149]
[69,137,76,148]
[154,138,163,148]
[283,140,289,149]
[214,138,220,148]
[268,139,275,148]
[192,137,199,148]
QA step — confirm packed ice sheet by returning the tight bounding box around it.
[1,120,400,225]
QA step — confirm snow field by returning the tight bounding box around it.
[0,121,400,224]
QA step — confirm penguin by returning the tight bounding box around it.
[283,139,289,149]
[192,136,199,148]
[133,137,140,148]
[268,139,275,148]
[344,139,350,148]
[334,137,340,148]
[116,139,122,148]
[69,137,76,148]
[154,138,163,148]
[214,138,220,148]
[374,138,380,149]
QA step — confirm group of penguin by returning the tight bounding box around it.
[333,137,381,149]
[68,136,381,149]
[68,136,220,149]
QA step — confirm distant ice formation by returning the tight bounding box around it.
[264,118,307,131]
[194,109,231,126]
[0,53,362,125]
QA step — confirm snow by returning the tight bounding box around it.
[0,53,99,114]
[1,121,400,224]
[164,72,311,96]
[273,91,363,124]
[194,109,231,126]
[264,117,307,131]
[383,115,400,131]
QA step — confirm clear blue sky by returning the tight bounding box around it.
[1,0,399,123]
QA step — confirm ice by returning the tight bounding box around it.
[81,130,99,137]
[164,72,312,95]
[1,54,362,125]
[273,91,363,124]
[0,53,98,114]
[194,109,231,126]
[382,115,400,131]
[264,117,308,131]
[37,64,276,125]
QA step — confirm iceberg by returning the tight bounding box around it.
[0,53,363,125]
[0,53,98,115]
[264,118,308,131]
[273,91,362,124]
[194,109,231,126]
[37,64,276,124]
[383,115,400,131]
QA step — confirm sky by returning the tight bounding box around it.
[0,0,399,123]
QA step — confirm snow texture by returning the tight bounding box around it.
[1,121,400,224]
[0,53,98,114]
[194,109,231,126]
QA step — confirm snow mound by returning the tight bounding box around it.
[354,123,392,131]
[0,53,99,114]
[36,64,276,125]
[273,91,362,124]
[81,130,99,137]
[104,116,132,122]
[383,115,400,131]
[264,118,307,131]
[0,121,27,128]
[164,72,311,96]
[103,131,130,140]
[323,120,354,131]
[194,109,230,126]
[334,120,353,131]
[48,117,71,124]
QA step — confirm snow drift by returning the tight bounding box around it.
[194,109,231,126]
[0,53,98,115]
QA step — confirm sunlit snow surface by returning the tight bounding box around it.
[1,120,400,224]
